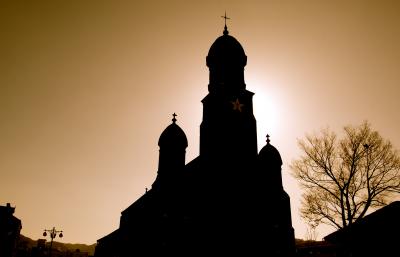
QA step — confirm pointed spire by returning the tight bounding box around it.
[172,113,177,123]
[266,134,270,144]
[221,11,230,35]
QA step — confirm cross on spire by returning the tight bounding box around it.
[221,11,230,26]
[172,113,177,123]
[221,11,230,35]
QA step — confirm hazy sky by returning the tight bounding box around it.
[1,1,400,244]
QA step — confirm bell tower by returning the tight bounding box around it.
[200,24,257,167]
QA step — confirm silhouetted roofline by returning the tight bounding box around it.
[97,229,119,243]
[324,201,400,242]
[121,189,155,215]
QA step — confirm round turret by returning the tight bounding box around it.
[158,114,188,149]
[154,114,188,190]
[258,135,283,166]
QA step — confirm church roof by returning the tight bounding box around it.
[97,229,119,243]
[206,29,247,68]
[121,188,160,216]
[158,114,188,149]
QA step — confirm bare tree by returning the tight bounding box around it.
[291,121,400,229]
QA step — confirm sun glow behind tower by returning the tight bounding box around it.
[247,75,283,150]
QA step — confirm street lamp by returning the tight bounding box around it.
[43,227,63,257]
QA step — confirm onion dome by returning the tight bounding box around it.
[206,28,247,68]
[258,134,283,166]
[158,113,188,149]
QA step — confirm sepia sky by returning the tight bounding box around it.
[1,0,400,244]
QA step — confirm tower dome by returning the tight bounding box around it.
[158,113,188,149]
[258,135,283,166]
[206,26,247,92]
[206,33,247,68]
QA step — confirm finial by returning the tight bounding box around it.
[266,134,271,144]
[172,113,177,123]
[221,11,230,35]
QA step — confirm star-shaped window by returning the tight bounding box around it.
[231,98,244,112]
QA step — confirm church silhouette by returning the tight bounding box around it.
[95,24,295,257]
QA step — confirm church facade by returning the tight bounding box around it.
[95,25,295,257]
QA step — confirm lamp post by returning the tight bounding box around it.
[43,227,63,257]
